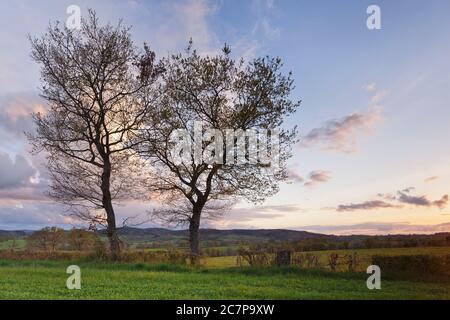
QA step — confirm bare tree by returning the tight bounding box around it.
[139,43,300,262]
[27,227,65,252]
[28,11,161,260]
[68,228,99,251]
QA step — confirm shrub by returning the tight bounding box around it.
[0,250,90,261]
[291,253,306,268]
[372,254,450,282]
[345,252,359,272]
[67,229,100,251]
[26,227,65,252]
[237,248,273,267]
[327,253,339,272]
[305,253,319,268]
[0,248,188,265]
[89,238,108,260]
[118,250,188,265]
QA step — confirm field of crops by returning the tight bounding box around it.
[0,246,449,300]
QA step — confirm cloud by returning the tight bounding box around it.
[304,170,331,187]
[396,192,429,206]
[377,192,397,201]
[396,190,448,209]
[0,152,49,204]
[0,153,37,189]
[0,198,156,230]
[294,221,450,236]
[286,169,331,188]
[233,204,303,219]
[337,200,402,212]
[300,108,382,153]
[254,204,304,213]
[433,195,449,209]
[424,176,439,183]
[301,85,387,153]
[370,90,388,104]
[365,83,376,92]
[286,169,304,183]
[0,92,45,138]
[0,93,51,203]
[155,0,221,55]
[252,18,281,40]
[212,203,304,228]
[0,201,72,230]
[251,0,281,40]
[0,187,48,202]
[337,188,449,212]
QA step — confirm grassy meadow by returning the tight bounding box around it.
[0,246,450,300]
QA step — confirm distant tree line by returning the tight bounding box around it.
[26,227,104,252]
[2,227,449,259]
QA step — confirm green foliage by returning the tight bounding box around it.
[372,254,450,282]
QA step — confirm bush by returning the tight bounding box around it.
[328,253,339,272]
[67,229,100,251]
[0,248,188,265]
[26,227,65,252]
[345,252,359,272]
[372,254,450,282]
[291,253,306,267]
[305,253,319,268]
[88,238,108,260]
[0,250,90,261]
[118,250,188,265]
[237,248,273,267]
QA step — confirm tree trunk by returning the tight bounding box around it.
[189,206,202,265]
[101,161,120,260]
[106,207,120,261]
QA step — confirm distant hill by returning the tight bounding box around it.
[98,227,333,243]
[97,227,450,244]
[0,230,33,238]
[1,227,449,249]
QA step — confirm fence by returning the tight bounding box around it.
[236,249,373,272]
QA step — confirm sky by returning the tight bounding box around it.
[0,0,450,234]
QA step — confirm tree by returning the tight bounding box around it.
[28,10,161,260]
[139,43,299,262]
[27,227,65,252]
[67,228,99,251]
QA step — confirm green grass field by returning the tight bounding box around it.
[0,239,26,251]
[0,257,449,300]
